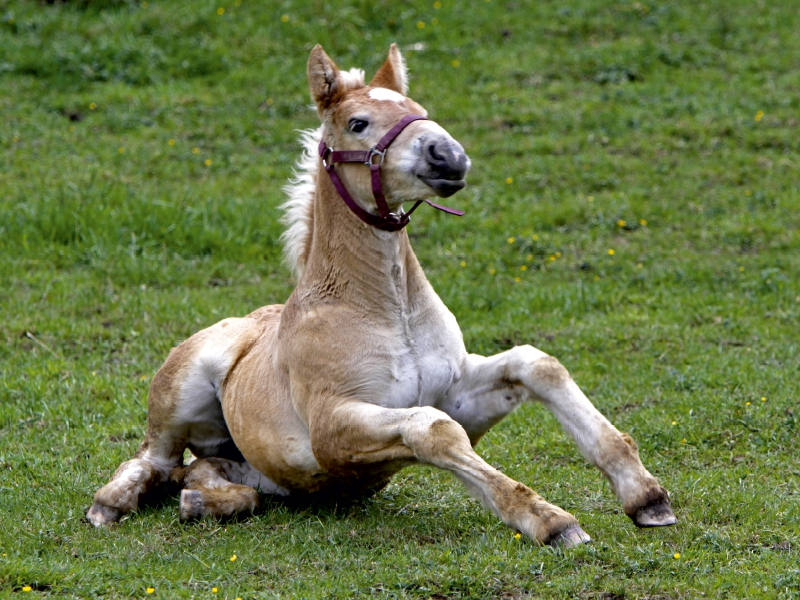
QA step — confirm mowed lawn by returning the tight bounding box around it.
[1,0,799,598]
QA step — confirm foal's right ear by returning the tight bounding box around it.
[308,44,342,116]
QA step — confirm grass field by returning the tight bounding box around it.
[1,0,799,597]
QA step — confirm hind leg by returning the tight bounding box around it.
[87,434,183,527]
[169,457,287,522]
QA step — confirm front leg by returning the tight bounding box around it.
[439,345,677,528]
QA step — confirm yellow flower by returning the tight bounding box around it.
[22,586,32,593]
[520,265,527,271]
[281,14,289,22]
[192,147,200,154]
[451,59,460,68]
[514,277,521,282]
[212,588,219,594]
[607,249,615,255]
[673,552,681,559]
[230,554,237,561]
[204,159,212,166]
[739,266,745,272]
[754,110,764,122]
[548,255,556,261]
[89,102,97,110]
[12,136,19,143]
[681,438,686,443]
[514,532,521,539]
[69,125,75,132]
[417,21,425,29]
[168,139,175,146]
[617,219,626,227]
[460,261,466,267]
[526,254,533,261]
[531,234,539,241]
[637,263,643,269]
[505,177,513,184]
[587,195,594,202]
[639,218,647,226]
[555,251,561,258]
[507,237,515,244]
[671,421,677,425]
[217,7,225,15]
[489,268,496,275]
[761,396,766,402]
[434,0,442,7]
[744,189,752,196]
[118,147,125,154]
[266,98,274,106]
[745,401,751,406]
[146,588,155,595]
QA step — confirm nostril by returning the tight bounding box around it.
[426,142,446,164]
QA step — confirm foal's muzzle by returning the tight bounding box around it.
[418,136,470,198]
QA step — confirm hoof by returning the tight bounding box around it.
[547,525,592,548]
[179,489,207,523]
[632,502,677,528]
[87,503,122,527]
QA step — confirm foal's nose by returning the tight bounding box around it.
[424,137,470,181]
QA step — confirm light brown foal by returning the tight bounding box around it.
[88,44,676,546]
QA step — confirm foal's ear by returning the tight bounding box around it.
[369,43,408,96]
[308,44,343,115]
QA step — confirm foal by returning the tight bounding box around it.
[88,44,676,547]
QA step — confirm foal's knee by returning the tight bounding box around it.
[402,408,473,461]
[530,354,571,388]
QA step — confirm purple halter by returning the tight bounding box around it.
[318,114,465,232]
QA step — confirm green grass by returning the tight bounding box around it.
[1,0,799,597]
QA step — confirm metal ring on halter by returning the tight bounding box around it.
[366,147,385,166]
[321,147,333,169]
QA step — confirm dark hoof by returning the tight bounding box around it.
[632,502,677,528]
[87,503,122,527]
[179,489,206,523]
[547,525,592,548]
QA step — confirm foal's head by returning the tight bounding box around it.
[308,44,470,209]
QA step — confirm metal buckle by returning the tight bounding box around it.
[366,147,386,166]
[321,147,332,168]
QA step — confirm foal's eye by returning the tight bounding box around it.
[348,119,369,134]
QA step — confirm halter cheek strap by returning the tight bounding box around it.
[319,114,465,232]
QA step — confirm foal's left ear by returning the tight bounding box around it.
[369,44,408,96]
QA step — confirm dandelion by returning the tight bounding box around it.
[230,554,237,562]
[681,438,686,443]
[118,147,125,154]
[607,249,615,255]
[744,189,752,196]
[637,263,643,269]
[671,421,677,426]
[266,98,274,106]
[520,265,527,271]
[594,275,600,281]
[587,195,594,202]
[22,586,32,593]
[434,0,442,7]
[514,277,521,282]
[673,552,681,559]
[168,139,175,146]
[212,588,219,594]
[555,251,561,258]
[69,125,75,132]
[146,588,155,595]
[507,237,515,244]
[531,234,539,241]
[192,147,200,154]
[526,254,533,261]
[204,159,212,166]
[217,7,225,15]
[505,177,513,184]
[754,110,764,122]
[281,14,289,22]
[739,266,745,272]
[12,136,18,143]
[489,268,496,275]
[460,261,466,267]
[514,533,521,539]
[745,401,751,406]
[417,21,425,29]
[451,59,460,68]
[548,255,556,262]
[639,218,648,226]
[89,102,97,110]
[617,219,626,227]
[140,375,148,381]
[761,396,766,402]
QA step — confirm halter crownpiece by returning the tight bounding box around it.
[319,114,465,232]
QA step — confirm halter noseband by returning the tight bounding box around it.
[318,114,465,232]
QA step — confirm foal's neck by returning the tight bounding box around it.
[298,164,425,308]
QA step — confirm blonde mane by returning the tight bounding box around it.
[280,68,365,279]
